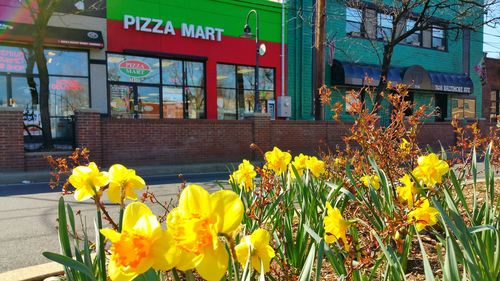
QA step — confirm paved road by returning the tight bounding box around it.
[0,173,228,273]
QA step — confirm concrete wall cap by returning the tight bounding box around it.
[75,108,101,114]
[244,112,271,119]
[0,107,24,112]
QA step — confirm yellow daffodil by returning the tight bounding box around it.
[407,198,439,231]
[324,202,350,250]
[167,185,244,281]
[360,174,381,190]
[399,138,411,152]
[229,160,257,191]
[235,228,275,273]
[68,162,109,201]
[412,153,449,187]
[264,147,292,175]
[290,153,309,177]
[100,202,175,281]
[107,164,146,204]
[334,157,345,166]
[306,156,326,177]
[396,174,418,208]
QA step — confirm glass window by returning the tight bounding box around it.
[185,61,204,87]
[161,59,183,86]
[490,90,499,119]
[217,64,275,119]
[0,46,29,73]
[186,87,205,119]
[404,19,421,46]
[107,54,160,84]
[432,25,446,50]
[49,77,89,116]
[137,86,160,119]
[0,75,7,106]
[11,76,40,111]
[346,7,363,36]
[451,98,475,119]
[109,84,134,119]
[162,86,183,119]
[377,13,392,40]
[45,50,88,77]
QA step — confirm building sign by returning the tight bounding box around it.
[119,60,152,78]
[123,15,224,42]
[434,85,471,94]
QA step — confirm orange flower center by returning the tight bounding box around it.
[173,216,214,255]
[112,230,151,269]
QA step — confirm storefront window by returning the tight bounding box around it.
[432,25,446,50]
[217,64,275,120]
[107,54,160,84]
[404,19,421,46]
[451,98,475,119]
[377,13,392,40]
[0,76,6,106]
[346,7,363,36]
[162,86,183,119]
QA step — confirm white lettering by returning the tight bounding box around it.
[123,15,135,29]
[164,21,176,35]
[181,23,195,38]
[205,27,215,41]
[140,17,152,32]
[135,16,140,30]
[195,26,206,39]
[151,19,163,33]
[214,28,224,41]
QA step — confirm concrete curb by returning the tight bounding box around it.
[0,262,63,281]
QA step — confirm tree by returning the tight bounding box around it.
[333,0,499,106]
[20,0,103,149]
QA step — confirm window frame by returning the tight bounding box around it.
[376,12,393,41]
[431,24,447,51]
[403,19,422,47]
[345,7,364,37]
[451,96,476,119]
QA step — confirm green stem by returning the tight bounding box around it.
[171,269,181,281]
[118,207,124,232]
[96,209,107,281]
[185,270,196,281]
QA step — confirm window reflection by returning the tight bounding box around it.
[49,77,89,116]
[162,86,183,119]
[0,76,6,106]
[186,87,205,119]
[185,61,204,87]
[217,88,236,120]
[162,59,183,86]
[107,54,160,84]
[138,86,160,119]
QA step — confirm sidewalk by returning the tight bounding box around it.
[0,161,246,185]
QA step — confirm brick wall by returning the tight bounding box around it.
[0,107,24,170]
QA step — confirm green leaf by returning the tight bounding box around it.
[315,240,325,281]
[298,245,316,281]
[416,230,435,281]
[43,252,96,281]
[58,197,72,258]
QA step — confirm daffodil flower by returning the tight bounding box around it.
[407,198,439,231]
[360,174,381,190]
[107,164,145,204]
[306,156,326,177]
[396,174,418,208]
[412,153,449,187]
[290,153,309,177]
[324,202,350,250]
[235,228,275,273]
[229,160,257,191]
[100,202,175,281]
[68,162,109,201]
[167,185,244,281]
[264,147,292,175]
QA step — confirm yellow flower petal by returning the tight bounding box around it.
[178,185,211,217]
[151,231,176,271]
[210,190,244,234]
[107,183,122,204]
[195,241,228,281]
[122,202,154,231]
[74,187,94,201]
[100,228,121,243]
[108,258,136,281]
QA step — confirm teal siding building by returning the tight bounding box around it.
[287,0,483,121]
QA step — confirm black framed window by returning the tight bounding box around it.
[490,90,499,120]
[432,25,446,50]
[0,45,89,140]
[377,13,392,40]
[216,64,275,120]
[106,53,205,119]
[346,7,363,37]
[404,19,421,46]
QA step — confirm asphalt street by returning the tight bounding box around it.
[0,173,228,273]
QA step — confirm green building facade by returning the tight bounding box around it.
[287,0,484,121]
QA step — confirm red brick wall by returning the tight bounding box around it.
[75,109,103,163]
[417,122,456,150]
[0,108,24,170]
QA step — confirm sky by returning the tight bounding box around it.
[484,2,500,58]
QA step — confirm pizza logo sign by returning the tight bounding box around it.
[119,60,151,78]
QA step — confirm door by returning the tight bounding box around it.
[435,94,448,121]
[109,84,160,119]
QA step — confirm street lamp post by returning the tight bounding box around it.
[243,10,261,113]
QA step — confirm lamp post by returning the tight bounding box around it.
[242,9,261,113]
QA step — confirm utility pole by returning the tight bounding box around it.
[313,0,326,120]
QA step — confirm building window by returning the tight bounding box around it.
[491,90,499,120]
[404,19,421,46]
[106,54,205,119]
[346,7,363,37]
[432,25,446,50]
[377,13,392,40]
[451,97,475,119]
[216,64,275,120]
[0,45,89,139]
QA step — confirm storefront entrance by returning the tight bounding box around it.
[435,94,448,121]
